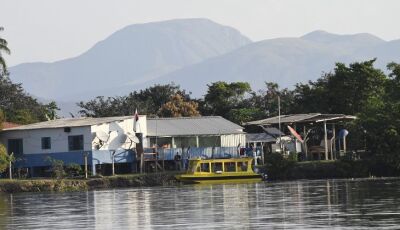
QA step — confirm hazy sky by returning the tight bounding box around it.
[1,0,399,66]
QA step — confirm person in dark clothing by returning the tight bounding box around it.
[174,152,182,171]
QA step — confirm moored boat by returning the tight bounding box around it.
[175,157,262,184]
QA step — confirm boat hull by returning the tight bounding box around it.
[176,174,262,184]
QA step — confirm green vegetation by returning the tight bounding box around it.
[77,83,193,117]
[0,27,10,77]
[46,157,66,179]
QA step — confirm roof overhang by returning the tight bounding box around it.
[245,113,356,126]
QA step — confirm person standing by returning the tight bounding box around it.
[174,152,182,171]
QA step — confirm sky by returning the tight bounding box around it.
[1,0,400,66]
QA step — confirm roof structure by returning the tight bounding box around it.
[1,116,141,131]
[246,133,276,143]
[147,116,244,136]
[245,113,356,126]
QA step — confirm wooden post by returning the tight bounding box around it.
[140,153,144,173]
[84,152,88,179]
[9,152,13,180]
[324,120,328,160]
[111,150,115,176]
[303,126,308,160]
[332,124,336,160]
[9,161,12,180]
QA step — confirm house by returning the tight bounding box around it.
[0,115,246,176]
[0,116,147,176]
[145,116,246,160]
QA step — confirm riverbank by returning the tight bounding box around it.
[0,172,179,193]
[263,153,400,180]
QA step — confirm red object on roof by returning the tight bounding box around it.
[287,125,304,143]
[1,122,20,129]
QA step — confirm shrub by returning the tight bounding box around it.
[46,157,66,179]
[66,163,82,178]
[0,144,14,174]
[264,153,296,180]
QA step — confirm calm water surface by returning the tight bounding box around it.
[1,178,400,229]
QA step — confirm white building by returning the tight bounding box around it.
[0,115,245,176]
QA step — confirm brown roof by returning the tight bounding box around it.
[1,122,21,129]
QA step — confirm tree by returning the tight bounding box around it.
[0,77,53,124]
[293,59,387,115]
[201,81,251,117]
[78,83,190,117]
[0,27,10,77]
[226,108,265,125]
[44,101,60,120]
[247,82,295,117]
[356,62,400,174]
[158,93,200,117]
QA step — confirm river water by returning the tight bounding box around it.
[1,178,400,229]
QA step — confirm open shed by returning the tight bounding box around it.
[246,113,356,160]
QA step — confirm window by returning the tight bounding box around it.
[198,136,221,147]
[224,162,236,172]
[68,135,84,151]
[237,162,248,172]
[7,139,23,157]
[41,137,51,150]
[211,162,223,173]
[201,163,210,173]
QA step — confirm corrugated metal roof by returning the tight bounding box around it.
[1,116,139,131]
[246,133,276,143]
[147,116,244,136]
[245,113,356,126]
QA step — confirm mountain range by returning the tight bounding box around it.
[8,18,400,114]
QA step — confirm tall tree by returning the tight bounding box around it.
[201,81,251,117]
[356,62,400,174]
[293,59,387,115]
[0,27,11,77]
[158,93,200,117]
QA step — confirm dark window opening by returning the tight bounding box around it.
[41,137,51,150]
[68,135,84,151]
[7,139,23,157]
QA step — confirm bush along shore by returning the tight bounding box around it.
[0,173,179,193]
[263,153,400,181]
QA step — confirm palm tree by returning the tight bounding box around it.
[0,27,11,77]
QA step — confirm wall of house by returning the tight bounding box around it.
[220,134,246,147]
[0,126,92,155]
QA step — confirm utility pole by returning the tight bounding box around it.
[278,95,282,153]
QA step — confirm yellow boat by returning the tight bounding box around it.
[175,157,262,184]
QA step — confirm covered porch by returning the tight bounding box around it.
[246,113,357,161]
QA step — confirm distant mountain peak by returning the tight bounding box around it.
[302,30,385,44]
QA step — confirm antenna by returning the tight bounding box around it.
[94,130,111,149]
[96,130,110,142]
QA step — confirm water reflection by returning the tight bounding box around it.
[1,178,400,229]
